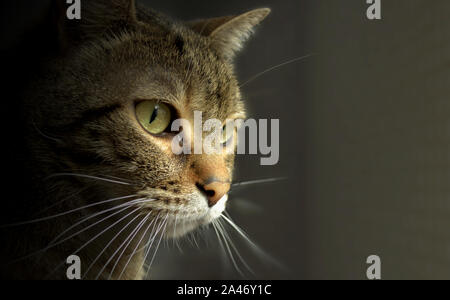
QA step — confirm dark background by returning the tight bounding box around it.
[1,0,450,280]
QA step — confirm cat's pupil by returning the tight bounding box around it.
[149,105,159,124]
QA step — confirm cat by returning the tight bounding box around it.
[0,0,269,280]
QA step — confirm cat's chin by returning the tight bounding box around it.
[165,194,229,239]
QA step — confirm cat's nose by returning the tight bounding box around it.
[198,181,231,207]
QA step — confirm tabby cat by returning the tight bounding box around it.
[0,0,269,280]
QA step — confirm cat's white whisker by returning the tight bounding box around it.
[221,212,286,272]
[0,194,139,228]
[117,212,160,280]
[231,177,288,188]
[48,198,148,247]
[34,186,92,217]
[145,213,169,279]
[213,219,244,277]
[137,213,167,280]
[44,206,144,279]
[46,173,132,186]
[7,199,152,265]
[191,231,200,250]
[106,214,151,280]
[172,214,179,245]
[96,174,136,185]
[212,221,226,264]
[217,218,254,276]
[83,212,144,279]
[102,215,149,280]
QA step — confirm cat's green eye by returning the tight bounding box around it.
[135,100,172,135]
[221,124,235,145]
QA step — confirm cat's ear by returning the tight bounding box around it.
[188,8,271,60]
[52,0,137,52]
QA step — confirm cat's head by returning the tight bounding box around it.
[31,0,270,238]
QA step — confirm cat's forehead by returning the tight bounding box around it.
[127,30,245,120]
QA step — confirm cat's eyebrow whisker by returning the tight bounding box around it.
[0,194,139,228]
[239,53,317,88]
[45,173,133,186]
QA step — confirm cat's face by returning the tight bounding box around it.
[31,1,269,239]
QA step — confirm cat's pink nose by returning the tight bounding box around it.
[201,181,230,207]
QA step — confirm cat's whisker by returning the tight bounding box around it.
[32,119,63,143]
[218,221,246,278]
[117,212,161,280]
[137,213,167,280]
[123,211,167,279]
[191,230,200,250]
[212,221,228,269]
[172,214,179,247]
[213,219,244,277]
[48,199,142,247]
[172,216,184,254]
[10,199,152,265]
[45,206,144,279]
[229,177,288,194]
[221,213,256,249]
[83,212,144,279]
[145,213,169,279]
[239,53,317,88]
[0,194,139,228]
[231,177,287,189]
[106,214,151,280]
[217,218,254,276]
[34,186,92,217]
[59,168,136,185]
[221,212,286,272]
[96,174,136,185]
[46,173,133,186]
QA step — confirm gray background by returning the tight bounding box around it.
[2,0,450,279]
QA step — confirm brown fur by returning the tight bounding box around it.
[2,0,269,280]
